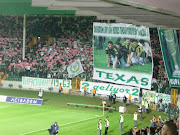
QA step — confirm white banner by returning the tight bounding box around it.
[93,68,152,89]
[93,23,153,89]
[142,89,156,102]
[93,22,150,40]
[22,77,71,90]
[80,81,140,99]
[0,95,7,102]
[155,93,171,104]
[67,59,84,78]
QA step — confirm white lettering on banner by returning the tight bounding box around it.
[93,68,152,89]
[170,79,180,85]
[0,95,7,102]
[80,81,140,99]
[33,100,37,104]
[22,77,72,89]
[9,97,39,104]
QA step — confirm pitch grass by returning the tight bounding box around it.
[0,88,167,135]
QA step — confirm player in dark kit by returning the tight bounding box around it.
[113,43,129,69]
[105,41,118,69]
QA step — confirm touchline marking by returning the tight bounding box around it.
[19,115,102,135]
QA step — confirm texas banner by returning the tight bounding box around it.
[80,81,140,99]
[158,29,180,87]
[67,59,84,78]
[93,23,153,89]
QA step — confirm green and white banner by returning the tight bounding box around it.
[142,89,155,102]
[67,59,84,78]
[93,69,152,89]
[22,77,71,89]
[93,23,153,89]
[93,23,150,40]
[155,93,171,104]
[80,81,140,99]
[158,29,180,87]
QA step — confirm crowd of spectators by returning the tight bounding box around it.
[0,15,96,81]
[0,16,23,38]
[0,16,177,94]
[0,15,179,135]
[156,100,179,118]
[150,28,171,94]
[125,116,179,135]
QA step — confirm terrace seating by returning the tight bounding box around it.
[0,16,95,81]
[150,28,170,93]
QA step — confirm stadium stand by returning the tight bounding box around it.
[149,29,180,122]
[0,16,170,92]
[125,117,179,135]
[0,15,95,81]
[150,28,170,94]
[0,15,179,135]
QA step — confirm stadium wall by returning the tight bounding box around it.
[1,80,70,93]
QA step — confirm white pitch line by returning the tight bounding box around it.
[19,115,102,135]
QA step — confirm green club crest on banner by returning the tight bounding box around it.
[70,61,80,73]
[67,59,84,78]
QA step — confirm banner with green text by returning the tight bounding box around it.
[155,93,171,104]
[80,81,140,99]
[158,29,180,87]
[22,77,71,90]
[142,89,155,102]
[93,22,153,89]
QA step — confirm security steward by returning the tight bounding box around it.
[84,85,87,96]
[120,113,124,131]
[97,119,102,135]
[59,84,62,94]
[104,116,109,135]
[93,88,96,97]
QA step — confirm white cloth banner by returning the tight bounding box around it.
[22,77,71,90]
[0,95,7,102]
[80,81,140,99]
[155,93,171,104]
[142,89,156,102]
[93,68,152,89]
[93,22,150,40]
[93,22,153,89]
[67,59,84,78]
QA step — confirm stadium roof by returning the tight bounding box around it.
[34,0,180,29]
[0,0,75,15]
[1,0,180,29]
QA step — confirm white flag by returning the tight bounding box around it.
[67,59,84,78]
